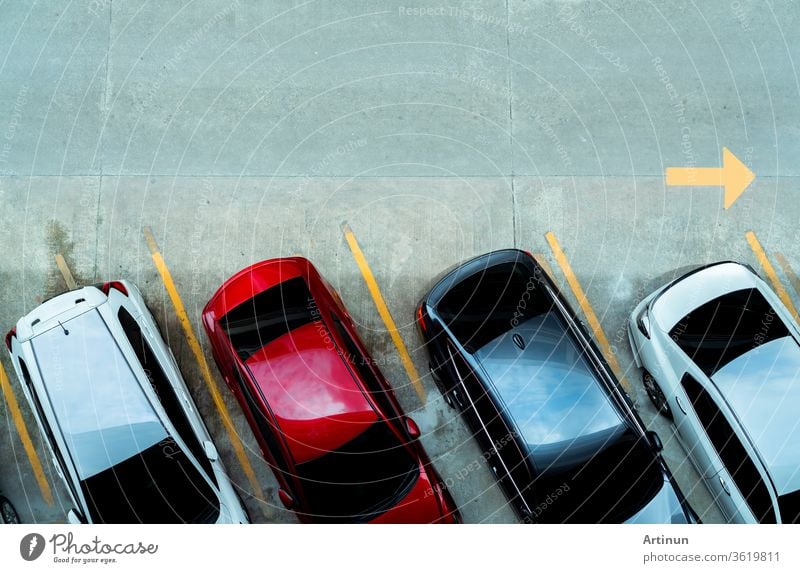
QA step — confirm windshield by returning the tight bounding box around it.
[528,428,664,523]
[669,288,788,377]
[437,261,549,353]
[295,422,419,522]
[778,490,800,524]
[220,276,315,361]
[81,435,220,523]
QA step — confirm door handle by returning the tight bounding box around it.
[719,476,731,495]
[675,395,688,414]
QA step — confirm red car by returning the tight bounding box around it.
[202,258,460,523]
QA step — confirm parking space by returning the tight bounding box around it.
[2,1,799,524]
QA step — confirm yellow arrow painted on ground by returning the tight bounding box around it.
[665,147,755,209]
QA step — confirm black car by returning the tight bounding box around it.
[416,249,696,523]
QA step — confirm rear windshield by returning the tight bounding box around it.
[220,276,316,361]
[668,288,788,376]
[295,423,419,523]
[437,261,550,353]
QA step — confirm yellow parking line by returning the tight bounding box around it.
[773,252,800,301]
[0,362,54,505]
[746,232,800,324]
[342,224,427,405]
[544,232,632,394]
[54,254,77,290]
[142,227,264,500]
[532,253,556,282]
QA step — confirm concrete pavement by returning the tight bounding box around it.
[2,0,799,523]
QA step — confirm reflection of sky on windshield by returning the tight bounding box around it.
[477,313,622,450]
[32,310,165,478]
[713,337,800,494]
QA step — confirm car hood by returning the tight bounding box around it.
[625,478,693,524]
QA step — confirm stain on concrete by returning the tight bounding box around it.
[42,220,88,302]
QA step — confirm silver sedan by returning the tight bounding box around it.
[628,261,800,524]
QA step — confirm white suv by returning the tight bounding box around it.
[5,281,249,524]
[628,261,800,524]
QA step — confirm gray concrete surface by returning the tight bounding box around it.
[2,0,799,524]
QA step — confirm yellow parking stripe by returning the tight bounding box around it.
[532,253,556,282]
[142,227,264,500]
[342,224,427,405]
[0,362,54,505]
[773,252,800,302]
[54,254,78,290]
[544,232,632,394]
[746,232,800,324]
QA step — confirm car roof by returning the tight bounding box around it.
[27,307,168,480]
[474,312,625,471]
[244,320,378,465]
[650,262,761,332]
[713,336,800,495]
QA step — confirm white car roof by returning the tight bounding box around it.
[650,262,761,332]
[30,308,169,480]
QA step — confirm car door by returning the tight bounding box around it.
[670,371,722,478]
[678,373,758,523]
[115,305,220,485]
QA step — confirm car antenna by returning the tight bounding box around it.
[58,321,69,336]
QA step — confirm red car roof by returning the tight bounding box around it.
[245,322,378,465]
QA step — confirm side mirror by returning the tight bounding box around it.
[203,440,219,462]
[67,509,84,524]
[646,430,663,452]
[278,489,295,510]
[636,309,651,339]
[405,417,421,440]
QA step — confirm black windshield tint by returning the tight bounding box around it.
[295,423,418,523]
[437,261,550,353]
[80,436,219,523]
[778,490,800,524]
[669,288,788,377]
[220,276,315,361]
[529,429,663,523]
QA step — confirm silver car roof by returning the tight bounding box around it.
[713,336,800,495]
